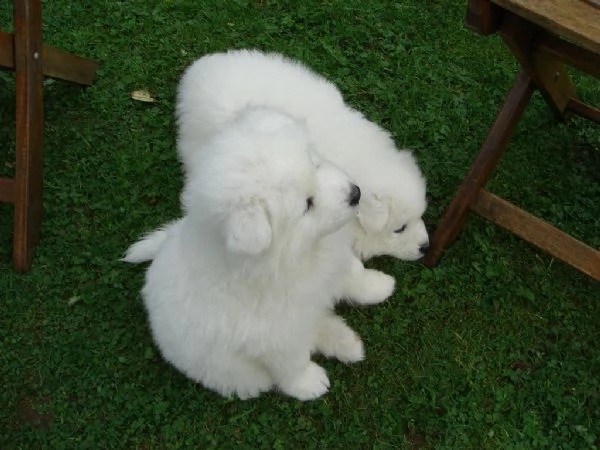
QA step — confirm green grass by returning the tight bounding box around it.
[1,0,599,448]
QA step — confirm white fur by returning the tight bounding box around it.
[125,108,394,400]
[176,49,429,261]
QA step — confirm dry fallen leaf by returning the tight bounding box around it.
[130,90,157,103]
[67,295,82,306]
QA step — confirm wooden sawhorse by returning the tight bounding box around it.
[0,0,99,271]
[424,0,600,281]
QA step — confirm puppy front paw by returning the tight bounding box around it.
[279,362,330,401]
[352,269,396,305]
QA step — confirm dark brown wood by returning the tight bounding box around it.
[0,178,16,203]
[583,0,600,8]
[567,98,600,125]
[427,1,600,281]
[0,30,99,85]
[472,189,600,281]
[531,51,577,118]
[499,13,577,120]
[492,0,600,55]
[43,43,99,85]
[0,31,13,68]
[12,0,45,272]
[2,1,99,271]
[466,0,503,36]
[535,32,600,79]
[423,70,535,267]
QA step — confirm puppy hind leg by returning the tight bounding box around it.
[230,359,274,400]
[342,254,396,305]
[260,347,330,401]
[190,354,273,400]
[314,314,364,364]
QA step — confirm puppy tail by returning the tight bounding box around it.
[121,219,182,263]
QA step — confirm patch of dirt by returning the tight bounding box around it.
[405,430,426,450]
[16,398,53,431]
[510,361,533,371]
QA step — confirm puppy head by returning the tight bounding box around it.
[183,107,358,258]
[355,151,429,261]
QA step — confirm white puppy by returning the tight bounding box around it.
[124,107,395,400]
[176,49,429,262]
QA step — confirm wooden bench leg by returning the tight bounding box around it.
[0,30,99,86]
[423,70,535,267]
[12,0,44,272]
[499,13,577,121]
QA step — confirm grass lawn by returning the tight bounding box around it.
[1,0,599,448]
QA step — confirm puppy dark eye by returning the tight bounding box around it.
[394,225,407,233]
[305,197,314,212]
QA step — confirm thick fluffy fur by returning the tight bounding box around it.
[176,49,429,261]
[124,108,395,400]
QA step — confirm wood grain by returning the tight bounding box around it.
[492,0,600,55]
[3,0,99,271]
[567,98,600,124]
[535,32,600,79]
[499,13,577,119]
[0,30,99,85]
[424,71,535,267]
[12,0,45,272]
[427,0,600,281]
[472,190,600,281]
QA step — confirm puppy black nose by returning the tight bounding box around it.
[348,184,361,206]
[419,243,430,254]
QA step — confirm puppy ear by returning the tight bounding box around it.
[358,192,389,232]
[225,201,272,255]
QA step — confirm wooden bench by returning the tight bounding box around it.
[0,0,99,271]
[424,0,600,281]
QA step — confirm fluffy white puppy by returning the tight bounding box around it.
[176,49,429,262]
[124,107,395,400]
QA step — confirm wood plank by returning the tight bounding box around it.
[535,32,600,79]
[0,30,98,85]
[492,0,600,55]
[0,178,16,203]
[567,98,600,124]
[424,70,535,267]
[12,0,45,272]
[43,43,99,85]
[472,189,600,281]
[0,31,13,68]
